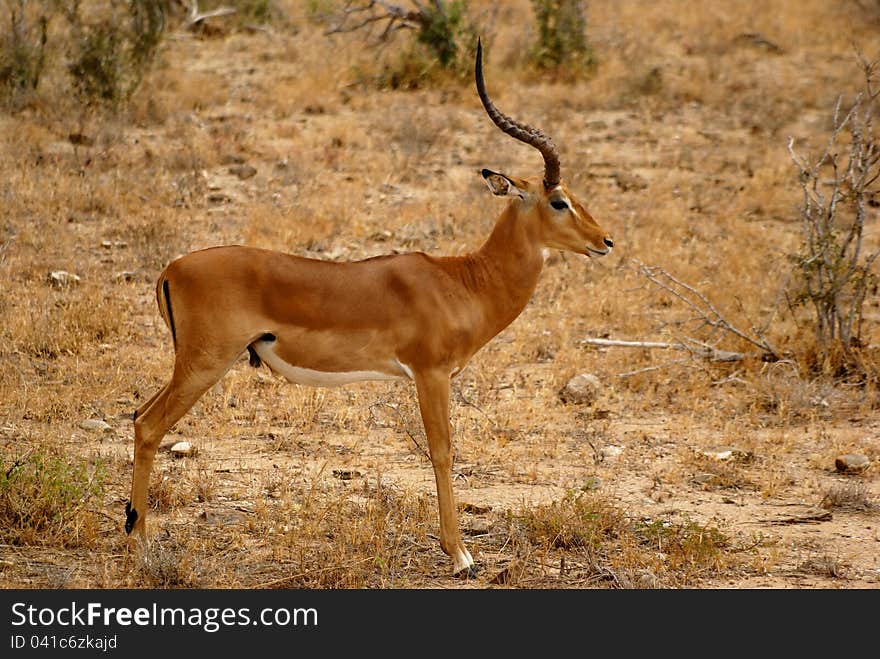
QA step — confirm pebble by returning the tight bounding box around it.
[48,270,81,287]
[170,441,193,458]
[559,373,601,405]
[835,454,870,474]
[79,419,112,433]
[229,164,257,180]
[699,446,752,461]
[601,445,623,460]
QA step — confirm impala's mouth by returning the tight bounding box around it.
[586,245,612,257]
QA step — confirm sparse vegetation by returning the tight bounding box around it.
[66,0,167,109]
[0,0,50,108]
[528,0,595,73]
[0,447,105,547]
[326,0,483,87]
[787,56,880,377]
[0,0,878,589]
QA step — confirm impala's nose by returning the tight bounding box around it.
[604,237,614,249]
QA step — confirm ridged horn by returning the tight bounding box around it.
[474,37,561,189]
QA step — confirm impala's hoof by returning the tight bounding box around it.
[124,501,138,535]
[453,563,480,580]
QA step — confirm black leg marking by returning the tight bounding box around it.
[247,333,276,368]
[247,345,262,368]
[124,501,138,535]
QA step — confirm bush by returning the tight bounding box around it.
[529,0,595,73]
[327,0,482,89]
[787,56,880,375]
[0,448,106,547]
[0,1,50,108]
[67,0,166,109]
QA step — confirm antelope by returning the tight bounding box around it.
[125,38,613,577]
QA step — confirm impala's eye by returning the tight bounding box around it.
[550,199,568,211]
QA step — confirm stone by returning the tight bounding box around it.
[601,445,623,460]
[835,454,870,474]
[229,164,257,180]
[170,441,193,458]
[48,270,81,287]
[559,373,601,405]
[79,419,112,433]
[699,446,752,462]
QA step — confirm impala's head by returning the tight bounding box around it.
[475,38,613,258]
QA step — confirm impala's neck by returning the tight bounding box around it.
[463,201,546,340]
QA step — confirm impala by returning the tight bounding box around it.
[126,38,613,576]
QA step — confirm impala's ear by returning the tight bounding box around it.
[481,168,526,199]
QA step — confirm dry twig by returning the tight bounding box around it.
[635,260,779,360]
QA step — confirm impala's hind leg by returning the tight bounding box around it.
[126,353,238,541]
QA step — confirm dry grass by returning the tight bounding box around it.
[0,0,878,589]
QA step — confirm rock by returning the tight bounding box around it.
[79,419,112,433]
[463,518,492,535]
[170,441,193,458]
[559,373,601,405]
[612,171,648,192]
[835,454,870,474]
[332,469,361,481]
[490,559,524,585]
[699,446,752,462]
[48,270,81,287]
[692,472,717,485]
[207,192,231,204]
[459,502,492,514]
[229,164,257,180]
[68,132,94,146]
[601,445,623,460]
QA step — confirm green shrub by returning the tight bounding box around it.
[787,57,880,375]
[0,1,50,107]
[331,1,481,89]
[67,0,166,109]
[1,448,106,547]
[529,0,595,73]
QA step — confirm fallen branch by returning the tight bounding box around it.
[581,337,747,362]
[188,1,236,28]
[763,507,833,525]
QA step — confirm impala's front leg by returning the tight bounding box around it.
[415,370,477,577]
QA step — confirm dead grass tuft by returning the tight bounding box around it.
[1,0,878,589]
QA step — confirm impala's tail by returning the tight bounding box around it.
[155,271,177,349]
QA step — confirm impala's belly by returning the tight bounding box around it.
[251,337,413,387]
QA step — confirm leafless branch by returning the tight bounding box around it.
[786,55,880,361]
[188,1,236,28]
[581,337,746,363]
[325,1,423,40]
[634,260,780,360]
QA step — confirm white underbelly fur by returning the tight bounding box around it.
[252,340,412,387]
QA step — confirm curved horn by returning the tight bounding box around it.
[475,37,561,189]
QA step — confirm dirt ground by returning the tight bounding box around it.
[0,1,878,589]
